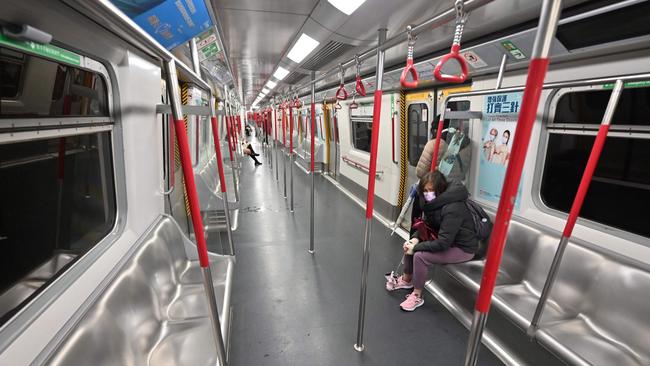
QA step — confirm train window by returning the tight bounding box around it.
[0,47,108,118]
[408,103,428,167]
[542,87,650,238]
[555,1,650,51]
[0,48,25,99]
[351,116,372,153]
[554,87,650,127]
[0,131,116,325]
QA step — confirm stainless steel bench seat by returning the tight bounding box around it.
[436,215,650,366]
[44,215,234,366]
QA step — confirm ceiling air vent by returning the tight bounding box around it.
[301,40,355,71]
[284,71,307,85]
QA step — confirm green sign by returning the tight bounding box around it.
[0,34,81,66]
[603,81,650,90]
[501,40,526,60]
[196,28,220,61]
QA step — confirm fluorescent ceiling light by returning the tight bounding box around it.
[273,66,290,80]
[262,88,270,94]
[327,0,366,15]
[265,80,277,89]
[287,33,320,63]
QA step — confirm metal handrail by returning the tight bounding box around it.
[342,156,383,178]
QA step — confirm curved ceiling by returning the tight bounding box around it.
[209,0,589,109]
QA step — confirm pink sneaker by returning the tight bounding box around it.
[400,292,424,311]
[385,273,414,291]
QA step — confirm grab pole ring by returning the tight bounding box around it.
[336,63,348,100]
[400,25,419,89]
[349,94,359,109]
[354,55,366,96]
[434,0,469,83]
[294,94,302,108]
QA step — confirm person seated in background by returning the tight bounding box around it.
[387,171,477,311]
[242,140,262,166]
[416,118,471,183]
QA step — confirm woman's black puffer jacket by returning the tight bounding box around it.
[410,182,478,254]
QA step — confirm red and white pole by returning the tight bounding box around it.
[464,1,563,365]
[527,79,623,335]
[289,103,295,212]
[274,102,279,181]
[282,105,288,197]
[355,28,387,352]
[164,60,227,366]
[210,97,236,256]
[309,72,316,254]
[430,117,445,171]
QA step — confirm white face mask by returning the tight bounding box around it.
[448,127,457,134]
[502,137,509,144]
[490,134,497,141]
[424,191,436,202]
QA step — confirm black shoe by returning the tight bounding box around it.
[255,162,262,166]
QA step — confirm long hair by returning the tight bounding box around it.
[418,170,448,196]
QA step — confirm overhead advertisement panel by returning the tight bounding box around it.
[111,0,212,50]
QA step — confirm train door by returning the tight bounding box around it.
[326,103,340,178]
[402,91,434,229]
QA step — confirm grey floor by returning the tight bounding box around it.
[219,139,503,366]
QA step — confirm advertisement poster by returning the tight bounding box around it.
[112,0,212,50]
[478,92,523,208]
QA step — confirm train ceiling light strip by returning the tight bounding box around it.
[287,33,320,63]
[273,66,290,80]
[327,0,367,15]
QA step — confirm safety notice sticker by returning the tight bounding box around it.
[462,50,488,68]
[501,40,526,60]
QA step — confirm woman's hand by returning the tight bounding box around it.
[403,238,419,255]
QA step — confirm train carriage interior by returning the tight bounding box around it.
[1,0,650,365]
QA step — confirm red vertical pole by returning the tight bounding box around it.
[289,107,294,153]
[174,117,209,267]
[465,1,563,365]
[282,107,287,147]
[430,117,444,171]
[225,115,234,162]
[528,79,623,334]
[310,100,316,172]
[355,28,387,353]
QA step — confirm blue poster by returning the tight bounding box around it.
[112,0,212,50]
[478,92,524,208]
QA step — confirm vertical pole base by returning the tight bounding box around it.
[222,191,235,256]
[464,310,488,366]
[354,219,372,352]
[201,267,228,366]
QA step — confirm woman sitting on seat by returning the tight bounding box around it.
[388,171,478,311]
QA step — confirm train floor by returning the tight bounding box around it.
[220,138,503,366]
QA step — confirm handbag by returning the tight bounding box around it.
[412,217,437,241]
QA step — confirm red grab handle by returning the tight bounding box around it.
[336,84,348,100]
[355,75,366,97]
[350,100,359,109]
[400,58,419,88]
[434,44,469,83]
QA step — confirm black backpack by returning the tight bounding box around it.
[465,199,493,259]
